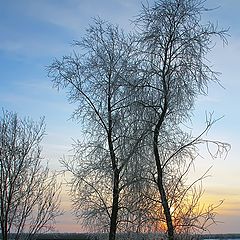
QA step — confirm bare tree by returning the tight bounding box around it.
[133,0,229,239]
[0,110,62,240]
[47,1,230,239]
[48,19,145,240]
[111,116,229,240]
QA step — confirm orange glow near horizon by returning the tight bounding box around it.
[55,182,240,234]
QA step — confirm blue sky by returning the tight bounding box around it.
[1,0,240,234]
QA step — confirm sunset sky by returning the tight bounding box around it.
[0,0,240,234]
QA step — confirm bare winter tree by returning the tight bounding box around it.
[133,0,229,239]
[47,1,230,239]
[136,117,230,238]
[48,19,146,240]
[0,110,62,240]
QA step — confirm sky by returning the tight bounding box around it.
[0,0,240,234]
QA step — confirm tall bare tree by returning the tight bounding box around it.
[48,19,145,240]
[0,110,62,240]
[134,0,229,239]
[48,1,230,239]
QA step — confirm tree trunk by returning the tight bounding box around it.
[157,172,174,240]
[107,88,120,240]
[109,170,120,240]
[154,117,174,240]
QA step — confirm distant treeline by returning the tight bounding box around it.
[33,232,240,240]
[1,232,240,240]
[201,233,240,239]
[43,233,240,240]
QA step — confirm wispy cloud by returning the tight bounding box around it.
[0,0,143,58]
